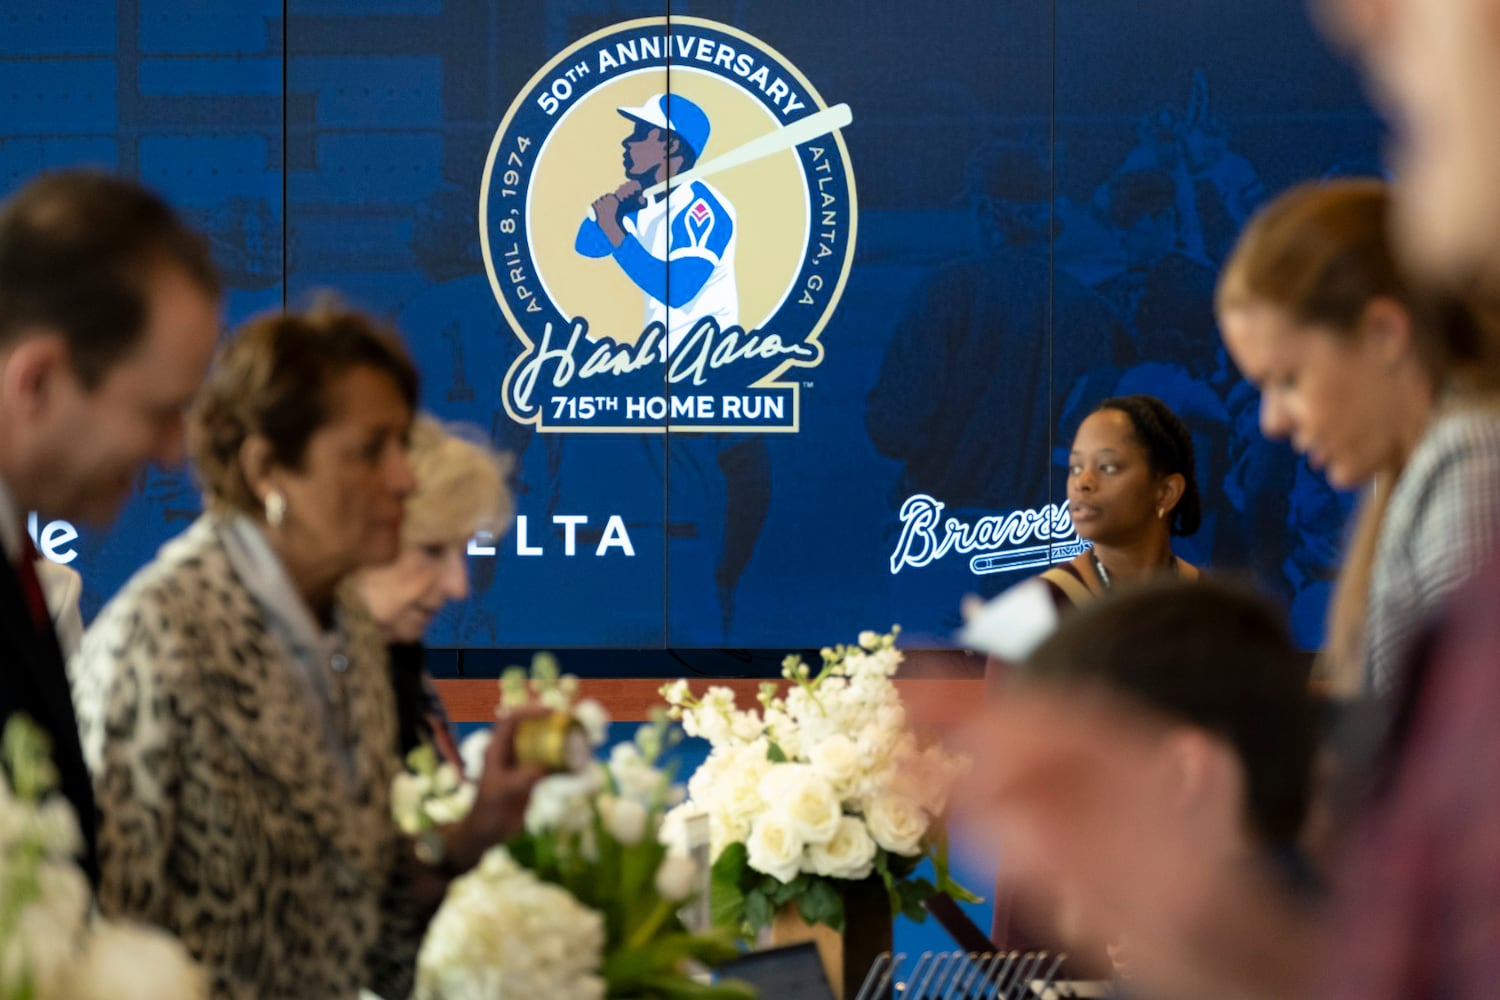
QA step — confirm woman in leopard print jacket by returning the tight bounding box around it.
[72,304,537,1000]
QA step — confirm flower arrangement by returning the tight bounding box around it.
[395,656,752,1000]
[0,716,203,1000]
[415,847,606,1000]
[659,629,977,935]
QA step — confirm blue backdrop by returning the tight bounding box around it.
[1,0,1374,650]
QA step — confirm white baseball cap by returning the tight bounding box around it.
[617,93,711,160]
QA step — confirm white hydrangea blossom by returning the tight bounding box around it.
[415,848,606,1000]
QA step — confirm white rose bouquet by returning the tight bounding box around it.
[0,716,204,1000]
[659,629,977,935]
[397,656,753,1000]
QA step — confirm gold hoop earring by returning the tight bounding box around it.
[265,490,287,528]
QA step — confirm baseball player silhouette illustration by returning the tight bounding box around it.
[575,93,739,352]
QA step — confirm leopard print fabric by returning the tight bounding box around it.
[71,517,418,1000]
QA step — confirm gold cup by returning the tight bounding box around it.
[513,712,592,773]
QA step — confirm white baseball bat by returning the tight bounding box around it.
[640,102,853,199]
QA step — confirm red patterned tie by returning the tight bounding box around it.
[15,535,49,632]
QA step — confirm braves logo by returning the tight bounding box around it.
[481,17,857,432]
[888,495,1087,576]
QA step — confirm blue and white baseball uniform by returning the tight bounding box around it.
[576,177,739,351]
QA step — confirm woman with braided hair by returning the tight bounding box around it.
[1040,393,1202,609]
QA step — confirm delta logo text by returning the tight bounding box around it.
[481,17,857,432]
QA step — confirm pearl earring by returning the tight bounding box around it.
[265,490,287,528]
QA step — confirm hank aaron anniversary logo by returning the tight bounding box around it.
[481,17,856,432]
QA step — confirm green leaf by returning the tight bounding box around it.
[711,841,749,885]
[896,877,938,923]
[928,832,984,904]
[601,945,656,987]
[766,742,789,764]
[884,851,922,880]
[711,879,746,931]
[767,873,808,908]
[671,931,745,967]
[710,842,750,929]
[507,834,538,869]
[943,881,985,905]
[743,885,774,932]
[797,877,845,933]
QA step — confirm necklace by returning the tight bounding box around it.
[1090,549,1178,591]
[1090,549,1113,591]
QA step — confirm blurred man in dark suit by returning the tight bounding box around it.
[0,171,220,883]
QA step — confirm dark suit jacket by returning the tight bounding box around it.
[0,553,98,884]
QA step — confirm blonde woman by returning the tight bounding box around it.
[355,416,514,764]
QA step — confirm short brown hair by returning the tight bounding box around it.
[189,302,419,513]
[0,170,221,388]
[1021,577,1316,845]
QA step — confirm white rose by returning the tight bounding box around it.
[653,854,699,902]
[863,793,928,856]
[759,765,841,845]
[806,815,878,880]
[600,795,648,846]
[807,735,863,800]
[745,812,804,883]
